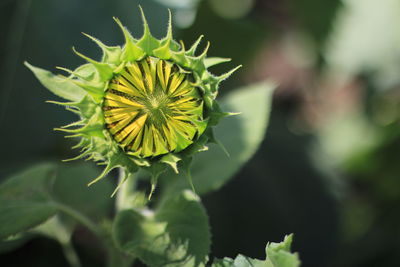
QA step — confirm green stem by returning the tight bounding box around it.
[116,168,137,211]
[113,168,138,267]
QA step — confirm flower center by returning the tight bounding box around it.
[102,57,206,158]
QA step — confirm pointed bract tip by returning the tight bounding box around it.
[139,5,151,35]
[87,171,106,187]
[148,184,155,200]
[81,32,104,46]
[110,173,129,197]
[187,35,204,55]
[45,100,71,106]
[61,153,86,162]
[204,57,232,68]
[113,17,134,43]
[199,41,210,58]
[71,46,87,61]
[72,47,93,62]
[55,66,75,77]
[113,16,123,28]
[112,16,121,27]
[226,111,241,116]
[166,9,173,39]
[24,61,32,68]
[218,65,242,81]
[179,40,186,51]
[148,178,158,200]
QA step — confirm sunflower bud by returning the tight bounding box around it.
[26,8,241,192]
[104,57,206,158]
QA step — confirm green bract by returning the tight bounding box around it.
[26,8,240,194]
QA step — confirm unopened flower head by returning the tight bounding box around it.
[26,8,240,191]
[104,58,206,158]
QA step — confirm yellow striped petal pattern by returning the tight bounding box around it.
[103,57,205,158]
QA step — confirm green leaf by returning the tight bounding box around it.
[25,62,86,102]
[52,163,114,220]
[212,234,300,267]
[113,190,210,267]
[164,81,275,195]
[0,163,58,239]
[0,162,113,242]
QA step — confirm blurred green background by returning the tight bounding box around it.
[1,0,400,266]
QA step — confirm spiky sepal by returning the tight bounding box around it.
[26,8,240,194]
